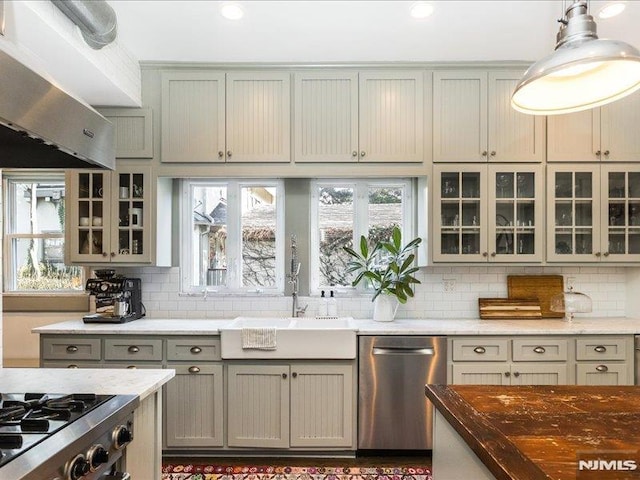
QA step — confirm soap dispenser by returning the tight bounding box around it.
[318,290,328,316]
[327,290,338,317]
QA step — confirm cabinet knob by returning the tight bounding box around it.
[513,371,520,378]
[188,366,200,374]
[282,373,287,379]
[595,252,602,257]
[482,252,488,257]
[227,150,232,158]
[110,252,116,258]
[490,151,496,157]
[482,151,488,157]
[594,345,607,353]
[595,365,609,372]
[352,151,358,157]
[66,345,79,353]
[128,346,140,354]
[595,150,601,157]
[490,252,496,257]
[292,372,297,378]
[473,346,486,354]
[533,346,546,354]
[190,346,202,354]
[504,371,511,377]
[604,150,610,156]
[360,151,366,157]
[102,252,108,257]
[603,251,610,257]
[218,151,224,159]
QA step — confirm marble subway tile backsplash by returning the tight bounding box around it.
[118,266,627,320]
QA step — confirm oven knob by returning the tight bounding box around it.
[86,444,109,471]
[99,283,109,292]
[65,453,90,480]
[112,424,134,449]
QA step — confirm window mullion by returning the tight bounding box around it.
[354,181,369,294]
[226,181,241,290]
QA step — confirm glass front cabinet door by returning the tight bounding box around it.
[547,165,601,262]
[433,165,543,263]
[600,165,640,261]
[67,167,152,264]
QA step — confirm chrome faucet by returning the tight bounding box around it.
[288,235,307,317]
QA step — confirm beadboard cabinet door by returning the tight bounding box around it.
[294,71,359,163]
[100,107,153,158]
[433,70,544,163]
[165,364,224,448]
[290,363,353,448]
[226,364,290,448]
[161,71,226,163]
[358,71,424,163]
[547,109,601,162]
[226,72,291,163]
[600,91,640,162]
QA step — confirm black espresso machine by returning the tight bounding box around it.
[83,269,144,323]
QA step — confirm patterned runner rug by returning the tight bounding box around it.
[161,465,432,480]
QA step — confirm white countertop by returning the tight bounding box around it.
[32,317,640,335]
[0,368,174,400]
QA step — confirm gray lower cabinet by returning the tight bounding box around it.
[227,362,355,449]
[165,363,224,448]
[449,335,634,386]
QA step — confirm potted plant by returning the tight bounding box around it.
[344,226,422,322]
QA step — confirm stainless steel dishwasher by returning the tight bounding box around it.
[358,335,447,450]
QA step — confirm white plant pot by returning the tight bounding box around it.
[373,294,399,322]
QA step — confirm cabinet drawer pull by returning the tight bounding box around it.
[533,346,546,354]
[128,346,140,354]
[473,346,486,354]
[292,372,297,378]
[595,365,609,372]
[127,366,137,370]
[188,366,200,374]
[282,373,287,379]
[513,371,520,378]
[594,345,607,353]
[504,371,510,377]
[68,364,79,369]
[190,346,202,354]
[66,345,79,353]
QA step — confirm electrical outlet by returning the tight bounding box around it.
[566,276,576,290]
[444,278,456,292]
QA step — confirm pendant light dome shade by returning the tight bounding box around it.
[511,1,640,115]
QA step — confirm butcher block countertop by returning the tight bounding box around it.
[425,384,640,480]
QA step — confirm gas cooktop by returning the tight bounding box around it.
[0,392,138,480]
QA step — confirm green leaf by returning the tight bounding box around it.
[359,235,369,257]
[392,226,402,248]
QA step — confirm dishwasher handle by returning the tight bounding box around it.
[373,347,435,356]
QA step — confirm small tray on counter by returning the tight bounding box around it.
[479,298,542,319]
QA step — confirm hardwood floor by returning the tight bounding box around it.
[164,453,432,468]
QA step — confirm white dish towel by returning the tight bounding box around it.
[241,327,277,350]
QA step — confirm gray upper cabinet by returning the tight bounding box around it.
[433,70,544,163]
[100,107,153,158]
[294,70,425,163]
[161,71,290,163]
[161,71,226,163]
[548,90,640,162]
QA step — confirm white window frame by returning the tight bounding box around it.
[180,178,285,295]
[309,178,415,296]
[3,173,84,294]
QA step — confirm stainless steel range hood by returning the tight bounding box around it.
[0,49,114,169]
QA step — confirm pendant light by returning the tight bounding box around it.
[511,0,640,115]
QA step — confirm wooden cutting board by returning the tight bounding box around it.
[479,298,542,319]
[507,275,564,318]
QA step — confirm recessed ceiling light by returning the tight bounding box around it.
[410,2,434,19]
[598,2,626,19]
[221,2,244,20]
